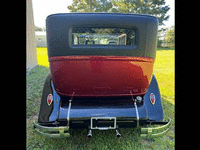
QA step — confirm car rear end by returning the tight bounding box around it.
[33,13,171,138]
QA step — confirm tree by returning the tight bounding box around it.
[164,26,175,48]
[157,27,167,48]
[35,25,43,31]
[111,0,170,25]
[68,0,112,12]
[68,0,170,25]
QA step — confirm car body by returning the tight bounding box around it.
[33,13,170,138]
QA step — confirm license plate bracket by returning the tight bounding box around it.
[91,117,116,130]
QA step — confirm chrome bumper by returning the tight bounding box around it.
[140,118,171,138]
[33,117,171,138]
[33,120,70,138]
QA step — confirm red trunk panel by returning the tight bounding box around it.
[49,56,154,97]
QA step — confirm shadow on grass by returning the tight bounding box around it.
[26,65,50,118]
[157,47,175,51]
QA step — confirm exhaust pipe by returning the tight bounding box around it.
[87,129,92,137]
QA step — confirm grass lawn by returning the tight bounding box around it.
[26,47,175,149]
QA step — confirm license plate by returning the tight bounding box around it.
[91,117,116,130]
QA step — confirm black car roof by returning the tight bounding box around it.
[46,13,158,58]
[47,12,157,19]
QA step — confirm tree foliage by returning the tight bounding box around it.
[35,25,43,31]
[157,27,167,48]
[164,26,175,47]
[68,0,112,12]
[68,0,170,25]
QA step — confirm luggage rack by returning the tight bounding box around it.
[33,96,171,138]
[34,85,171,138]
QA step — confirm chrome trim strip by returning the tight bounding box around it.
[67,92,75,127]
[134,101,139,127]
[67,99,72,126]
[130,90,139,127]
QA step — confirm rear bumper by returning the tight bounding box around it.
[33,119,70,138]
[140,118,171,137]
[33,116,171,138]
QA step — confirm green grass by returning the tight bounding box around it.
[36,47,49,67]
[153,50,175,105]
[26,47,174,149]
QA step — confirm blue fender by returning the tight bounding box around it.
[49,81,61,121]
[143,74,164,121]
[49,74,164,122]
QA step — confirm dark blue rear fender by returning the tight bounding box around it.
[143,74,164,121]
[48,74,164,122]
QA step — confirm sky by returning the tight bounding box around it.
[32,0,174,29]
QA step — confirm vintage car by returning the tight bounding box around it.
[33,13,171,138]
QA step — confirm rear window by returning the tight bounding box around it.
[72,28,135,46]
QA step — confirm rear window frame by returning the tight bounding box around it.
[71,27,136,46]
